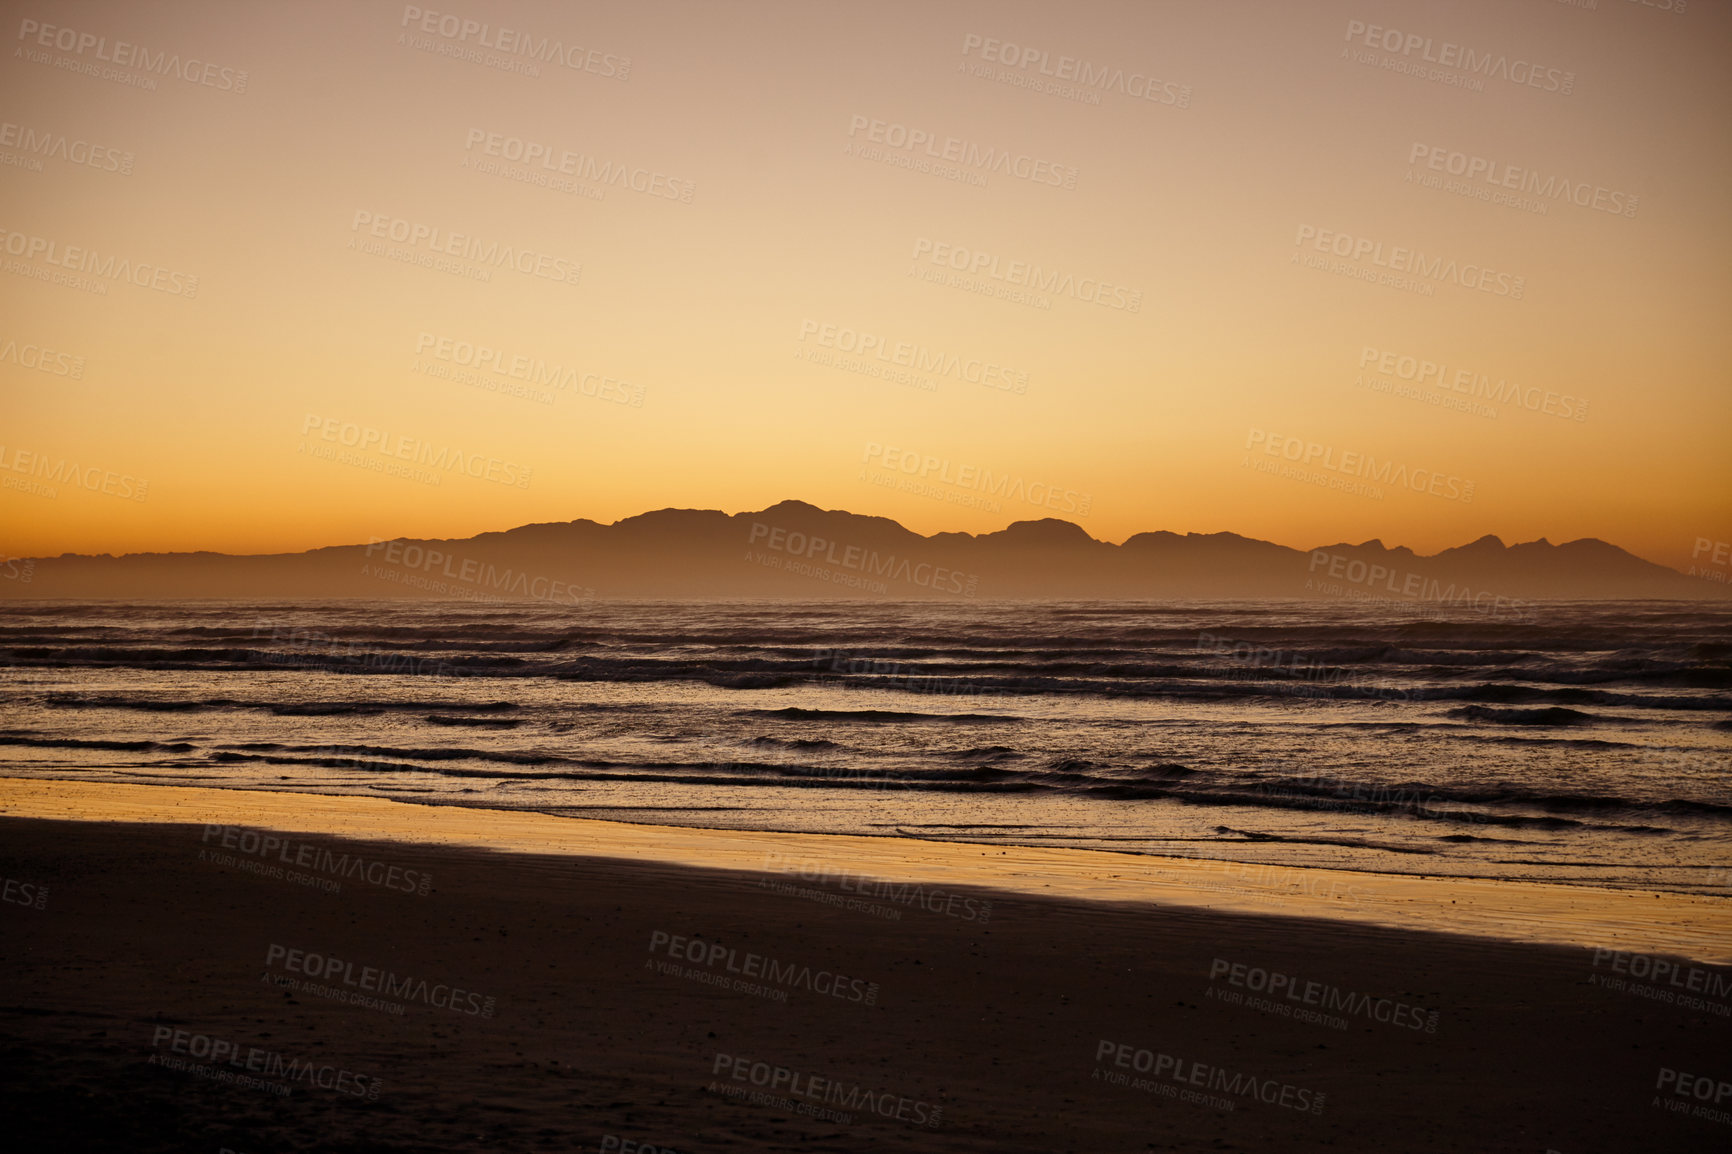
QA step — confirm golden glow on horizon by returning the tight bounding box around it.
[2,0,1728,569]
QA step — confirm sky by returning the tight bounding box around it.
[2,0,1728,568]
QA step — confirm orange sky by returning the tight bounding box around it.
[2,0,1728,569]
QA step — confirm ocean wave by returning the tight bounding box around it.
[942,745,1026,760]
[738,707,1024,723]
[1445,706,1600,726]
[424,715,523,728]
[8,637,1727,715]
[0,733,197,753]
[40,693,521,716]
[746,735,841,749]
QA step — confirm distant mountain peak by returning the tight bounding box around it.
[990,518,1099,545]
[758,498,830,516]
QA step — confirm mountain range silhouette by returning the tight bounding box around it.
[4,500,1724,602]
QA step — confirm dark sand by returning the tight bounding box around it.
[2,811,1730,1153]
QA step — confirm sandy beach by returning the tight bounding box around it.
[2,778,1729,1152]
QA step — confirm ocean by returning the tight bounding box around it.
[2,600,1728,891]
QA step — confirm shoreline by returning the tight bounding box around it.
[4,775,1728,963]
